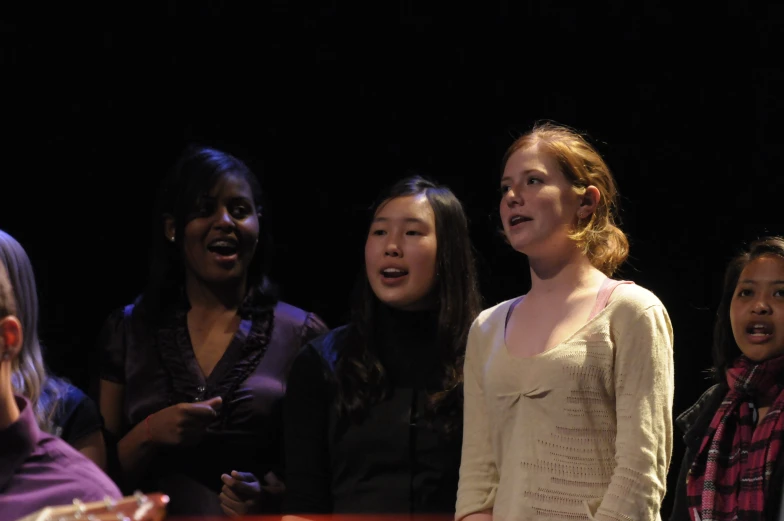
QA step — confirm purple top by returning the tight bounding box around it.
[0,395,121,521]
[99,299,328,515]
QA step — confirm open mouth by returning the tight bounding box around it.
[509,215,532,226]
[746,323,773,338]
[381,268,409,279]
[207,239,239,257]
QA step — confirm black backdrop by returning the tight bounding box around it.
[3,0,784,515]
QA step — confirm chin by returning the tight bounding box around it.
[506,232,540,251]
[373,291,409,308]
[741,348,784,363]
[382,300,419,311]
[376,294,409,308]
[204,271,246,284]
[382,294,435,311]
[508,239,536,256]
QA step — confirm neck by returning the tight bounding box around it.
[374,302,440,385]
[185,275,246,315]
[0,371,19,430]
[378,301,438,327]
[527,247,605,295]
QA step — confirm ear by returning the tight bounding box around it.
[0,316,22,362]
[577,185,601,219]
[163,214,176,243]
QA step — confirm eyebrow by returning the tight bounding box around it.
[501,169,546,183]
[372,216,428,225]
[201,194,253,202]
[738,279,784,284]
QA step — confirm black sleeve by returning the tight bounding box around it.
[282,345,334,514]
[668,447,693,521]
[56,384,103,445]
[98,307,130,384]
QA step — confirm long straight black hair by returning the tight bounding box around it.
[335,174,483,435]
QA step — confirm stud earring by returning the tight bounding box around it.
[169,235,175,242]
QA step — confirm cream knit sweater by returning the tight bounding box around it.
[456,284,674,521]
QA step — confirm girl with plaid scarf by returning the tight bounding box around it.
[670,237,784,521]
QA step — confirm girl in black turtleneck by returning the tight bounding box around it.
[282,175,483,517]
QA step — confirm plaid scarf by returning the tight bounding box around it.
[686,355,784,521]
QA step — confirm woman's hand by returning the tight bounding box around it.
[219,470,286,516]
[147,396,222,446]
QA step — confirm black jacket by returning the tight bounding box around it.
[669,383,784,521]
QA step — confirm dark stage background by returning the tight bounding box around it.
[3,0,784,515]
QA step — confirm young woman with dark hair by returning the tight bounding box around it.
[282,174,482,517]
[670,237,784,521]
[98,145,328,516]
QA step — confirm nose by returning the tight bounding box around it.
[384,234,402,257]
[752,298,772,315]
[504,185,523,207]
[214,207,235,230]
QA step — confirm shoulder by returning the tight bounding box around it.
[287,325,350,391]
[302,324,351,371]
[54,380,87,409]
[607,282,667,316]
[49,381,102,443]
[604,283,673,344]
[50,381,88,422]
[274,301,311,326]
[100,303,134,330]
[463,297,518,363]
[273,301,324,329]
[470,297,519,336]
[273,301,330,343]
[675,383,726,437]
[98,301,143,341]
[98,302,143,380]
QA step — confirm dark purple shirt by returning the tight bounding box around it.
[0,396,121,521]
[99,300,328,515]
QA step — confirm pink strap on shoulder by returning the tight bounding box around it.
[588,279,635,320]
